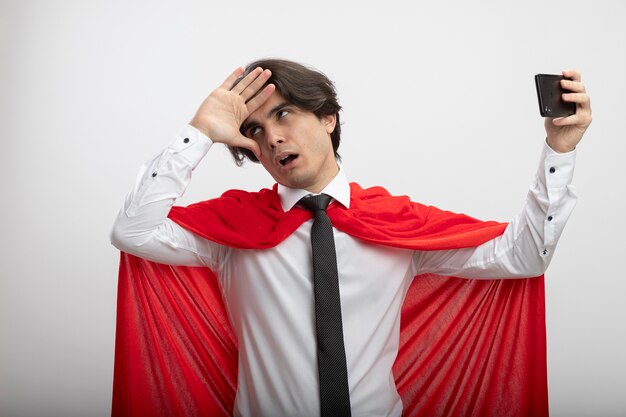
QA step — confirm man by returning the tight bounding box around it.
[111,59,591,417]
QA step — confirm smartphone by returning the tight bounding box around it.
[534,74,576,117]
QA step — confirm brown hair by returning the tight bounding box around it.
[229,59,342,166]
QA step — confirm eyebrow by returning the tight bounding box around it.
[267,102,290,119]
[241,102,290,134]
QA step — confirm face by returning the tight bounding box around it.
[241,92,338,193]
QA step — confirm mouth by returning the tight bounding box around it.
[277,153,299,167]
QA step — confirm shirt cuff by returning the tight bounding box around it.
[541,141,576,189]
[165,124,213,169]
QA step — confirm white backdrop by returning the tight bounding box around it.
[1,1,625,416]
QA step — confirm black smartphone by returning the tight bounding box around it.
[534,74,576,117]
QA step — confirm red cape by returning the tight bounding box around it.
[112,183,548,417]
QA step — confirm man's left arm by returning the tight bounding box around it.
[413,69,591,279]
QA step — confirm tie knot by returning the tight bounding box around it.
[300,193,331,213]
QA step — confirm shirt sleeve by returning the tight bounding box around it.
[110,124,229,269]
[412,142,578,279]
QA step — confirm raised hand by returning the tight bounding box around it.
[544,69,592,153]
[190,67,276,158]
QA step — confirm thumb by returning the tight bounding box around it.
[236,135,262,160]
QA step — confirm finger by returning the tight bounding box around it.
[561,79,586,93]
[562,92,590,106]
[231,67,264,94]
[246,83,276,113]
[219,67,245,90]
[240,69,272,102]
[552,112,591,127]
[562,69,581,82]
[234,135,262,159]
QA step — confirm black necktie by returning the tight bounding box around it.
[300,194,351,417]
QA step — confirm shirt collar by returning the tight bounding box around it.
[277,164,351,211]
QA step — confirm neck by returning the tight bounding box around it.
[305,163,340,194]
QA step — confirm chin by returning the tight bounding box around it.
[279,175,312,190]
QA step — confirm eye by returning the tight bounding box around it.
[249,126,262,137]
[277,110,289,119]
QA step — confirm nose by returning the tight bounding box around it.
[266,125,285,149]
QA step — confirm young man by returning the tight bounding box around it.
[111,59,591,417]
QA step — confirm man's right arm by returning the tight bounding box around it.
[109,125,226,267]
[111,66,276,266]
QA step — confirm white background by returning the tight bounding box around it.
[1,0,624,416]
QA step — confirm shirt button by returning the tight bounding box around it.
[549,167,556,174]
[183,138,190,143]
[151,172,157,177]
[547,215,553,221]
[542,249,548,256]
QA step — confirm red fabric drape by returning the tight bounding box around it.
[112,183,548,417]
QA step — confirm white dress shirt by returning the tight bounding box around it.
[111,124,578,417]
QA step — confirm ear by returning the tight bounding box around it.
[321,114,336,135]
